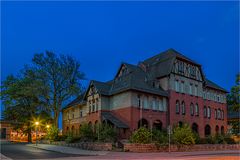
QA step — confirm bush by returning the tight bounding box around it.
[79,123,94,141]
[56,135,67,141]
[65,133,81,143]
[46,126,59,141]
[172,124,195,147]
[152,129,168,145]
[193,132,201,144]
[130,127,152,144]
[96,124,117,142]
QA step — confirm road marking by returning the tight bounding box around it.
[0,153,12,160]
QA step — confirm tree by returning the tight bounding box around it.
[1,69,51,142]
[227,73,240,135]
[31,51,84,127]
[227,74,240,111]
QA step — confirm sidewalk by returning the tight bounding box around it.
[0,153,12,160]
[26,144,109,156]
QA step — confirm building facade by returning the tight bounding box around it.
[62,49,227,139]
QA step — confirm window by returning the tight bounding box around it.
[72,110,74,119]
[195,85,198,96]
[144,96,148,109]
[159,99,163,111]
[207,107,211,118]
[181,81,184,93]
[204,106,207,118]
[221,110,224,120]
[215,109,217,119]
[92,104,95,112]
[152,98,157,110]
[190,103,194,116]
[181,101,185,115]
[189,84,193,95]
[203,92,206,99]
[176,100,180,114]
[195,103,199,116]
[178,61,184,73]
[175,80,179,92]
[80,110,83,118]
[137,95,141,108]
[217,109,221,119]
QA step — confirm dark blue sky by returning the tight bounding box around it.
[1,1,239,128]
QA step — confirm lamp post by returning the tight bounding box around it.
[35,121,39,146]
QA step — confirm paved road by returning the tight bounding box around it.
[1,143,82,160]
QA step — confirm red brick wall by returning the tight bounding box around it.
[124,143,240,152]
[168,90,227,138]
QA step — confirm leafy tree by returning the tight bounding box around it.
[227,73,240,135]
[1,69,51,142]
[46,125,59,141]
[227,74,240,111]
[130,127,152,144]
[172,124,195,147]
[31,51,84,127]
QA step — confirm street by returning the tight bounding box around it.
[1,143,81,160]
[1,143,240,160]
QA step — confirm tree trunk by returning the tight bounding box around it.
[27,126,32,143]
[54,111,59,128]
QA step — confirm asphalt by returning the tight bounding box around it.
[0,143,82,160]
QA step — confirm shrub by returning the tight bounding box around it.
[129,127,152,144]
[193,132,201,144]
[152,129,168,145]
[46,126,59,141]
[96,124,117,142]
[79,123,94,141]
[56,135,67,141]
[172,124,195,147]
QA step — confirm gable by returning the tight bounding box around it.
[171,58,204,81]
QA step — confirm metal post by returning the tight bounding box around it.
[36,127,38,146]
[168,125,171,153]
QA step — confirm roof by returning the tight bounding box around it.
[101,111,129,128]
[63,95,86,110]
[205,79,228,93]
[143,48,202,78]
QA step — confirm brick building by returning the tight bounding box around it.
[62,49,227,138]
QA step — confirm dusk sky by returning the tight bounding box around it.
[1,1,239,128]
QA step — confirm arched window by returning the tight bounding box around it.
[181,101,185,115]
[207,106,211,118]
[217,109,221,119]
[153,120,162,130]
[195,103,199,116]
[205,125,211,137]
[215,125,219,135]
[190,103,194,116]
[138,119,149,129]
[204,106,207,118]
[176,100,180,114]
[192,123,198,134]
[221,126,224,135]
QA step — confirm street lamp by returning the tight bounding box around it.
[46,125,50,129]
[35,121,39,146]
